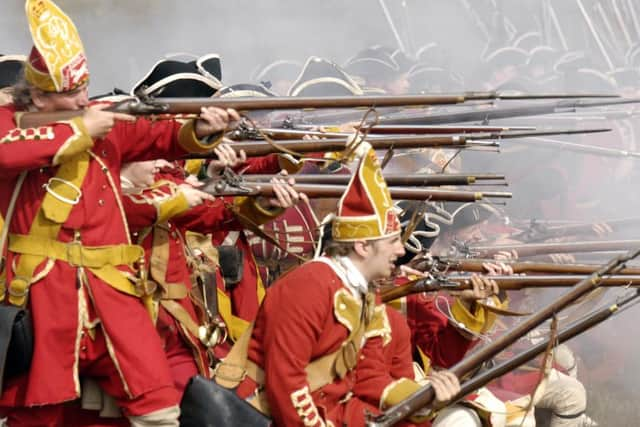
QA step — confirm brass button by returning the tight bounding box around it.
[98,199,105,206]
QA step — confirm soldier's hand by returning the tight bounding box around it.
[195,107,241,138]
[549,253,576,264]
[83,103,135,139]
[261,176,308,209]
[178,184,216,207]
[592,222,613,237]
[206,142,247,176]
[494,249,518,261]
[456,274,499,302]
[429,370,460,404]
[482,261,514,276]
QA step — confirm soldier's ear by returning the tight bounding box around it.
[30,88,47,109]
[352,240,370,259]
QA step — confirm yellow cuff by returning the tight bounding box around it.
[233,196,284,225]
[52,117,94,166]
[278,154,304,174]
[184,158,205,176]
[381,378,429,423]
[178,120,223,153]
[157,191,190,223]
[451,298,486,334]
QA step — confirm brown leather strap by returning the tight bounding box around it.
[160,299,201,338]
[149,225,188,300]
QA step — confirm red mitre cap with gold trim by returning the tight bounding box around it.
[24,0,89,93]
[332,148,401,242]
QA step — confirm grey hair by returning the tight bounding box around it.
[10,69,36,110]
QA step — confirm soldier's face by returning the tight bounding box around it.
[33,83,89,112]
[362,234,406,280]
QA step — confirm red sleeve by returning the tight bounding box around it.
[171,197,241,233]
[236,154,281,174]
[122,192,161,232]
[385,307,415,380]
[354,335,400,407]
[0,106,93,177]
[406,293,474,369]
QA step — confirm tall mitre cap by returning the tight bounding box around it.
[24,0,89,93]
[332,148,401,242]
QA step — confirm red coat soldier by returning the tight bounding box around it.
[0,1,237,425]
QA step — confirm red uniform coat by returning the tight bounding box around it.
[237,258,424,427]
[0,104,213,407]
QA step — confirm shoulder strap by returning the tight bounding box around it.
[214,291,374,393]
[8,153,90,306]
[0,172,27,257]
[0,172,28,286]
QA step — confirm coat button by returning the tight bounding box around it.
[101,150,108,157]
[98,199,105,206]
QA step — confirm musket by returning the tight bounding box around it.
[625,0,640,40]
[183,128,610,159]
[428,289,640,414]
[414,256,640,276]
[547,1,569,51]
[18,92,618,129]
[200,172,511,202]
[612,0,633,49]
[594,2,623,56]
[510,136,640,160]
[367,248,640,426]
[381,274,640,303]
[511,217,640,242]
[378,0,408,54]
[575,0,615,70]
[231,125,537,140]
[241,174,506,187]
[458,240,640,258]
[379,98,639,125]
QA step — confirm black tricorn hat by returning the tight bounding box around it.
[343,47,400,85]
[483,46,529,69]
[131,53,222,98]
[0,55,26,89]
[216,83,276,98]
[250,60,302,86]
[288,56,363,97]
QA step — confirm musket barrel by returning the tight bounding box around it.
[429,258,640,275]
[147,94,468,113]
[380,275,640,302]
[242,174,505,187]
[466,240,640,258]
[380,98,640,126]
[200,180,508,202]
[247,183,499,202]
[431,291,640,414]
[370,249,640,426]
[186,128,607,159]
[183,135,470,158]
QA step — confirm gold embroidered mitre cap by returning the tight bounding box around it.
[332,148,401,242]
[24,0,89,93]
